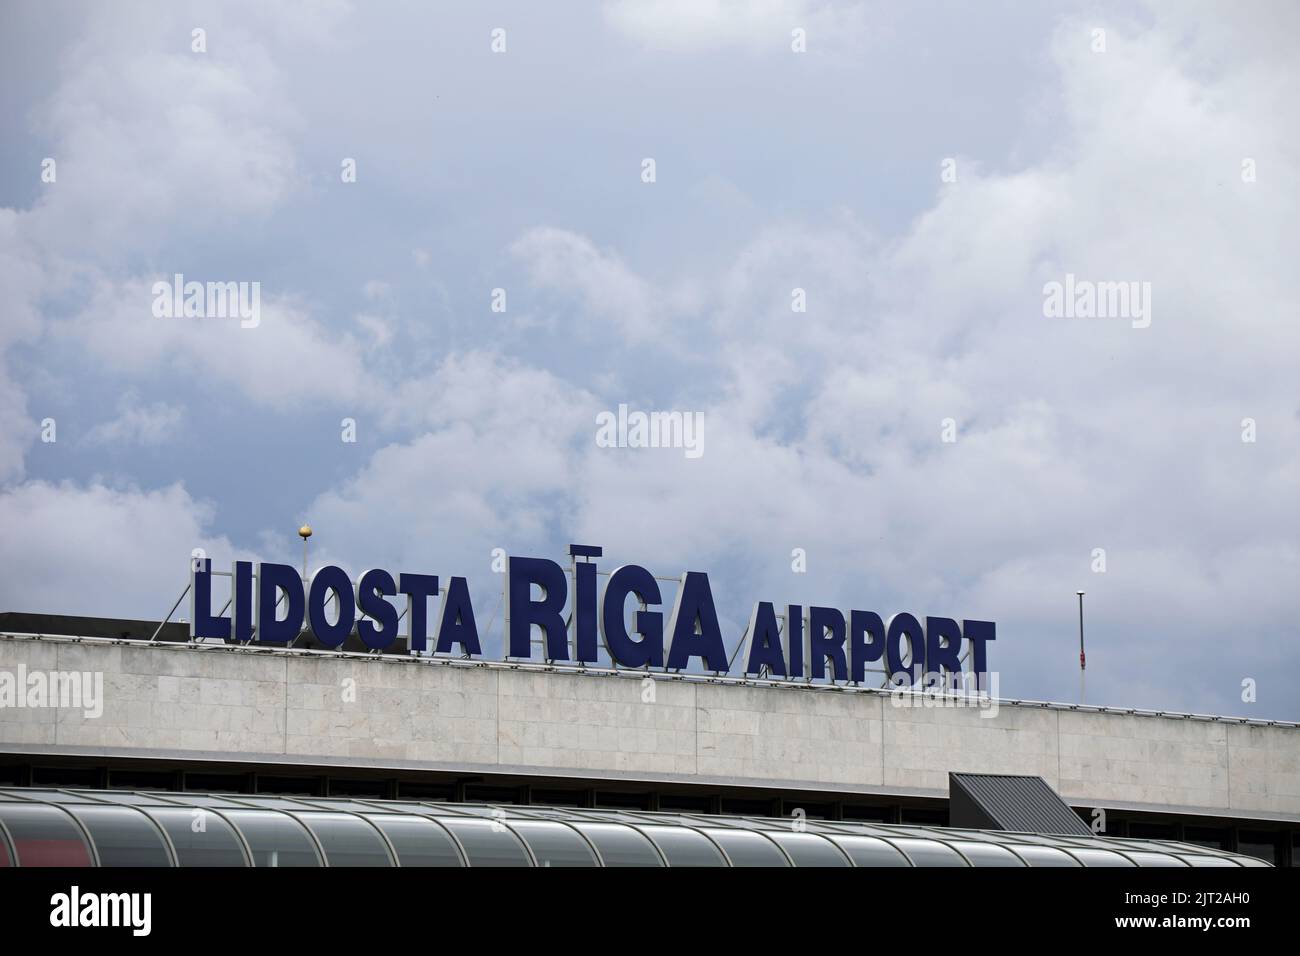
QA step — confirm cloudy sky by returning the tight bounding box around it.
[1,1,1296,719]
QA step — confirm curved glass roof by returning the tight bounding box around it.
[0,788,1270,867]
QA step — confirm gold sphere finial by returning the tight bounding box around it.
[298,525,313,539]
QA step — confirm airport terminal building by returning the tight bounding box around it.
[1,548,1297,868]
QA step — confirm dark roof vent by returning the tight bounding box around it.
[0,612,189,643]
[949,772,1093,836]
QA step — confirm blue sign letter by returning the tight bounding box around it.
[507,556,569,660]
[256,562,303,644]
[434,575,481,656]
[806,606,847,681]
[848,610,885,683]
[962,619,996,690]
[308,565,356,648]
[356,568,399,650]
[599,565,663,668]
[743,601,785,677]
[190,558,230,640]
[885,612,925,685]
[925,616,963,689]
[664,572,728,672]
[398,573,439,653]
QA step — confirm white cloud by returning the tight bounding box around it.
[510,227,668,343]
[60,276,377,410]
[83,399,184,447]
[482,15,1300,712]
[0,0,347,479]
[0,208,47,481]
[2,3,1297,721]
[307,351,599,575]
[25,6,311,258]
[604,0,868,54]
[0,480,239,619]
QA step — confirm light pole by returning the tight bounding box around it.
[1076,590,1086,705]
[299,525,313,582]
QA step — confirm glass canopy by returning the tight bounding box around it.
[0,788,1270,867]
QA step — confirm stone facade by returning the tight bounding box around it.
[2,636,1297,819]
